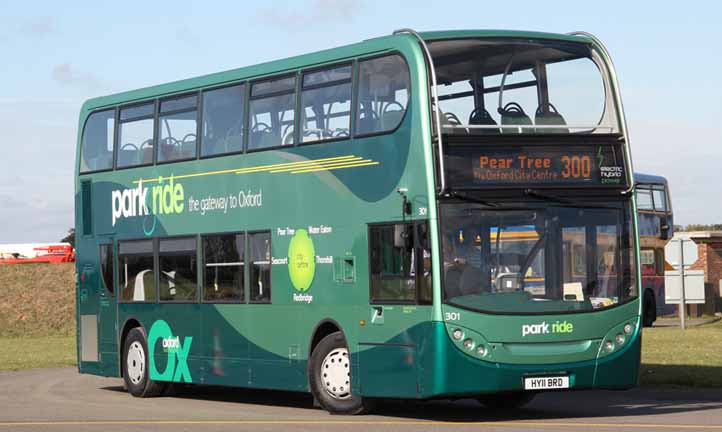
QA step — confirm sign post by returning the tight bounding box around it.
[664,237,699,330]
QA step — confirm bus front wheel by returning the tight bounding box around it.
[642,290,657,327]
[122,327,166,397]
[309,331,373,415]
[477,392,535,410]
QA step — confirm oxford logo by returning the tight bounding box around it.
[148,320,193,382]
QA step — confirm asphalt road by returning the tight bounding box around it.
[2,368,722,432]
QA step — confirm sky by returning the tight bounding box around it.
[0,0,720,242]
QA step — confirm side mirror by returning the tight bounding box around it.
[660,216,670,240]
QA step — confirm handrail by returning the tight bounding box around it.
[568,31,635,195]
[393,28,447,195]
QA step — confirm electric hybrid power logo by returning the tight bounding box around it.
[148,319,193,382]
[522,320,574,337]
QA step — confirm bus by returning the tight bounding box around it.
[75,28,641,414]
[635,173,673,327]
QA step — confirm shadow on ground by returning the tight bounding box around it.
[101,381,722,422]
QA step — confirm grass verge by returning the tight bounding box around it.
[640,318,722,387]
[0,336,76,371]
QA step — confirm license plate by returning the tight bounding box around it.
[524,376,570,390]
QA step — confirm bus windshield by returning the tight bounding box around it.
[441,204,636,314]
[429,38,618,134]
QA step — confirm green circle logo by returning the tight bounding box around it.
[288,229,315,291]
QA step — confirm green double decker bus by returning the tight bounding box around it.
[75,28,641,414]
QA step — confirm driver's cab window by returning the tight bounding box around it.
[369,222,430,303]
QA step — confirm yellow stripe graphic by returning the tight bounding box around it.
[291,160,379,174]
[132,155,377,184]
[268,157,365,173]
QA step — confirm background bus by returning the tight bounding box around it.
[635,173,674,326]
[75,29,641,414]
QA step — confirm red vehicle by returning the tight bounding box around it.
[635,173,673,327]
[0,243,75,264]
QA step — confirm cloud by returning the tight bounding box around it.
[255,0,362,31]
[20,17,57,37]
[51,63,103,91]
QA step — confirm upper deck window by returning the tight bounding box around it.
[158,94,198,163]
[301,64,352,142]
[80,109,115,173]
[429,38,618,135]
[117,102,155,168]
[248,75,296,150]
[356,55,410,135]
[202,84,245,157]
[636,185,668,212]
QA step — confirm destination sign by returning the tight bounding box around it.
[444,145,626,188]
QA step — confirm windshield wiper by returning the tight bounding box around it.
[523,189,616,209]
[448,191,497,207]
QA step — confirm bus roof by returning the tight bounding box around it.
[634,172,668,186]
[79,29,592,114]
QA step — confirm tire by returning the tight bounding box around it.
[308,331,373,415]
[478,392,535,409]
[642,290,657,328]
[122,327,166,397]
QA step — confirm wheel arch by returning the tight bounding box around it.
[118,316,144,377]
[308,318,345,360]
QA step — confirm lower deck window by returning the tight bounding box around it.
[159,237,198,301]
[203,233,245,302]
[119,240,155,302]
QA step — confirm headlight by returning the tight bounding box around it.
[604,340,615,352]
[476,344,487,356]
[615,333,625,345]
[624,323,634,335]
[463,338,474,350]
[452,329,463,340]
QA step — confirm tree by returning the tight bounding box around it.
[678,224,722,232]
[61,228,75,248]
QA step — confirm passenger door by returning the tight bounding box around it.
[357,222,432,397]
[97,240,118,375]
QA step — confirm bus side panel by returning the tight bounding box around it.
[118,304,203,385]
[200,303,250,387]
[356,319,433,398]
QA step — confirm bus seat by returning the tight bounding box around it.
[459,265,485,295]
[499,103,532,134]
[440,111,466,135]
[142,147,154,164]
[535,104,568,133]
[250,131,277,149]
[181,140,196,157]
[444,266,463,298]
[117,149,137,167]
[468,107,500,134]
[381,109,404,131]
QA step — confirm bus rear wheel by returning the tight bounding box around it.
[122,327,166,397]
[477,392,535,410]
[309,331,373,415]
